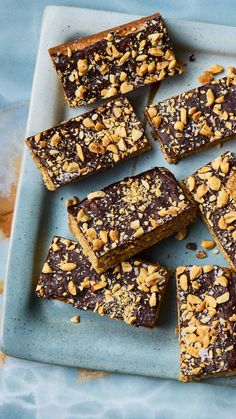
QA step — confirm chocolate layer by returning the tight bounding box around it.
[36,236,170,327]
[49,13,182,107]
[68,167,197,272]
[183,152,236,271]
[25,97,150,190]
[177,265,236,381]
[146,76,236,163]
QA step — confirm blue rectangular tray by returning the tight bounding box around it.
[2,6,236,386]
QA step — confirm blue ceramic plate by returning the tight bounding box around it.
[2,6,236,385]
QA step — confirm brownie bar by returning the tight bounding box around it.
[67,167,197,273]
[25,97,150,191]
[183,152,236,271]
[146,76,236,163]
[49,13,182,107]
[36,236,170,328]
[176,265,236,381]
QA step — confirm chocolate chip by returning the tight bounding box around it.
[186,242,197,251]
[189,54,196,62]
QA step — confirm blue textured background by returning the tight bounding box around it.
[0,1,236,418]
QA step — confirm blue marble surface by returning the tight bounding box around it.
[0,1,236,418]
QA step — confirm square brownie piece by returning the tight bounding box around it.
[36,236,170,328]
[183,152,236,271]
[49,13,182,107]
[68,167,197,272]
[146,76,236,163]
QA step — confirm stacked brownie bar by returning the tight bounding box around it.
[36,236,170,327]
[176,265,236,381]
[146,76,236,163]
[49,13,182,107]
[25,97,151,190]
[68,167,196,272]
